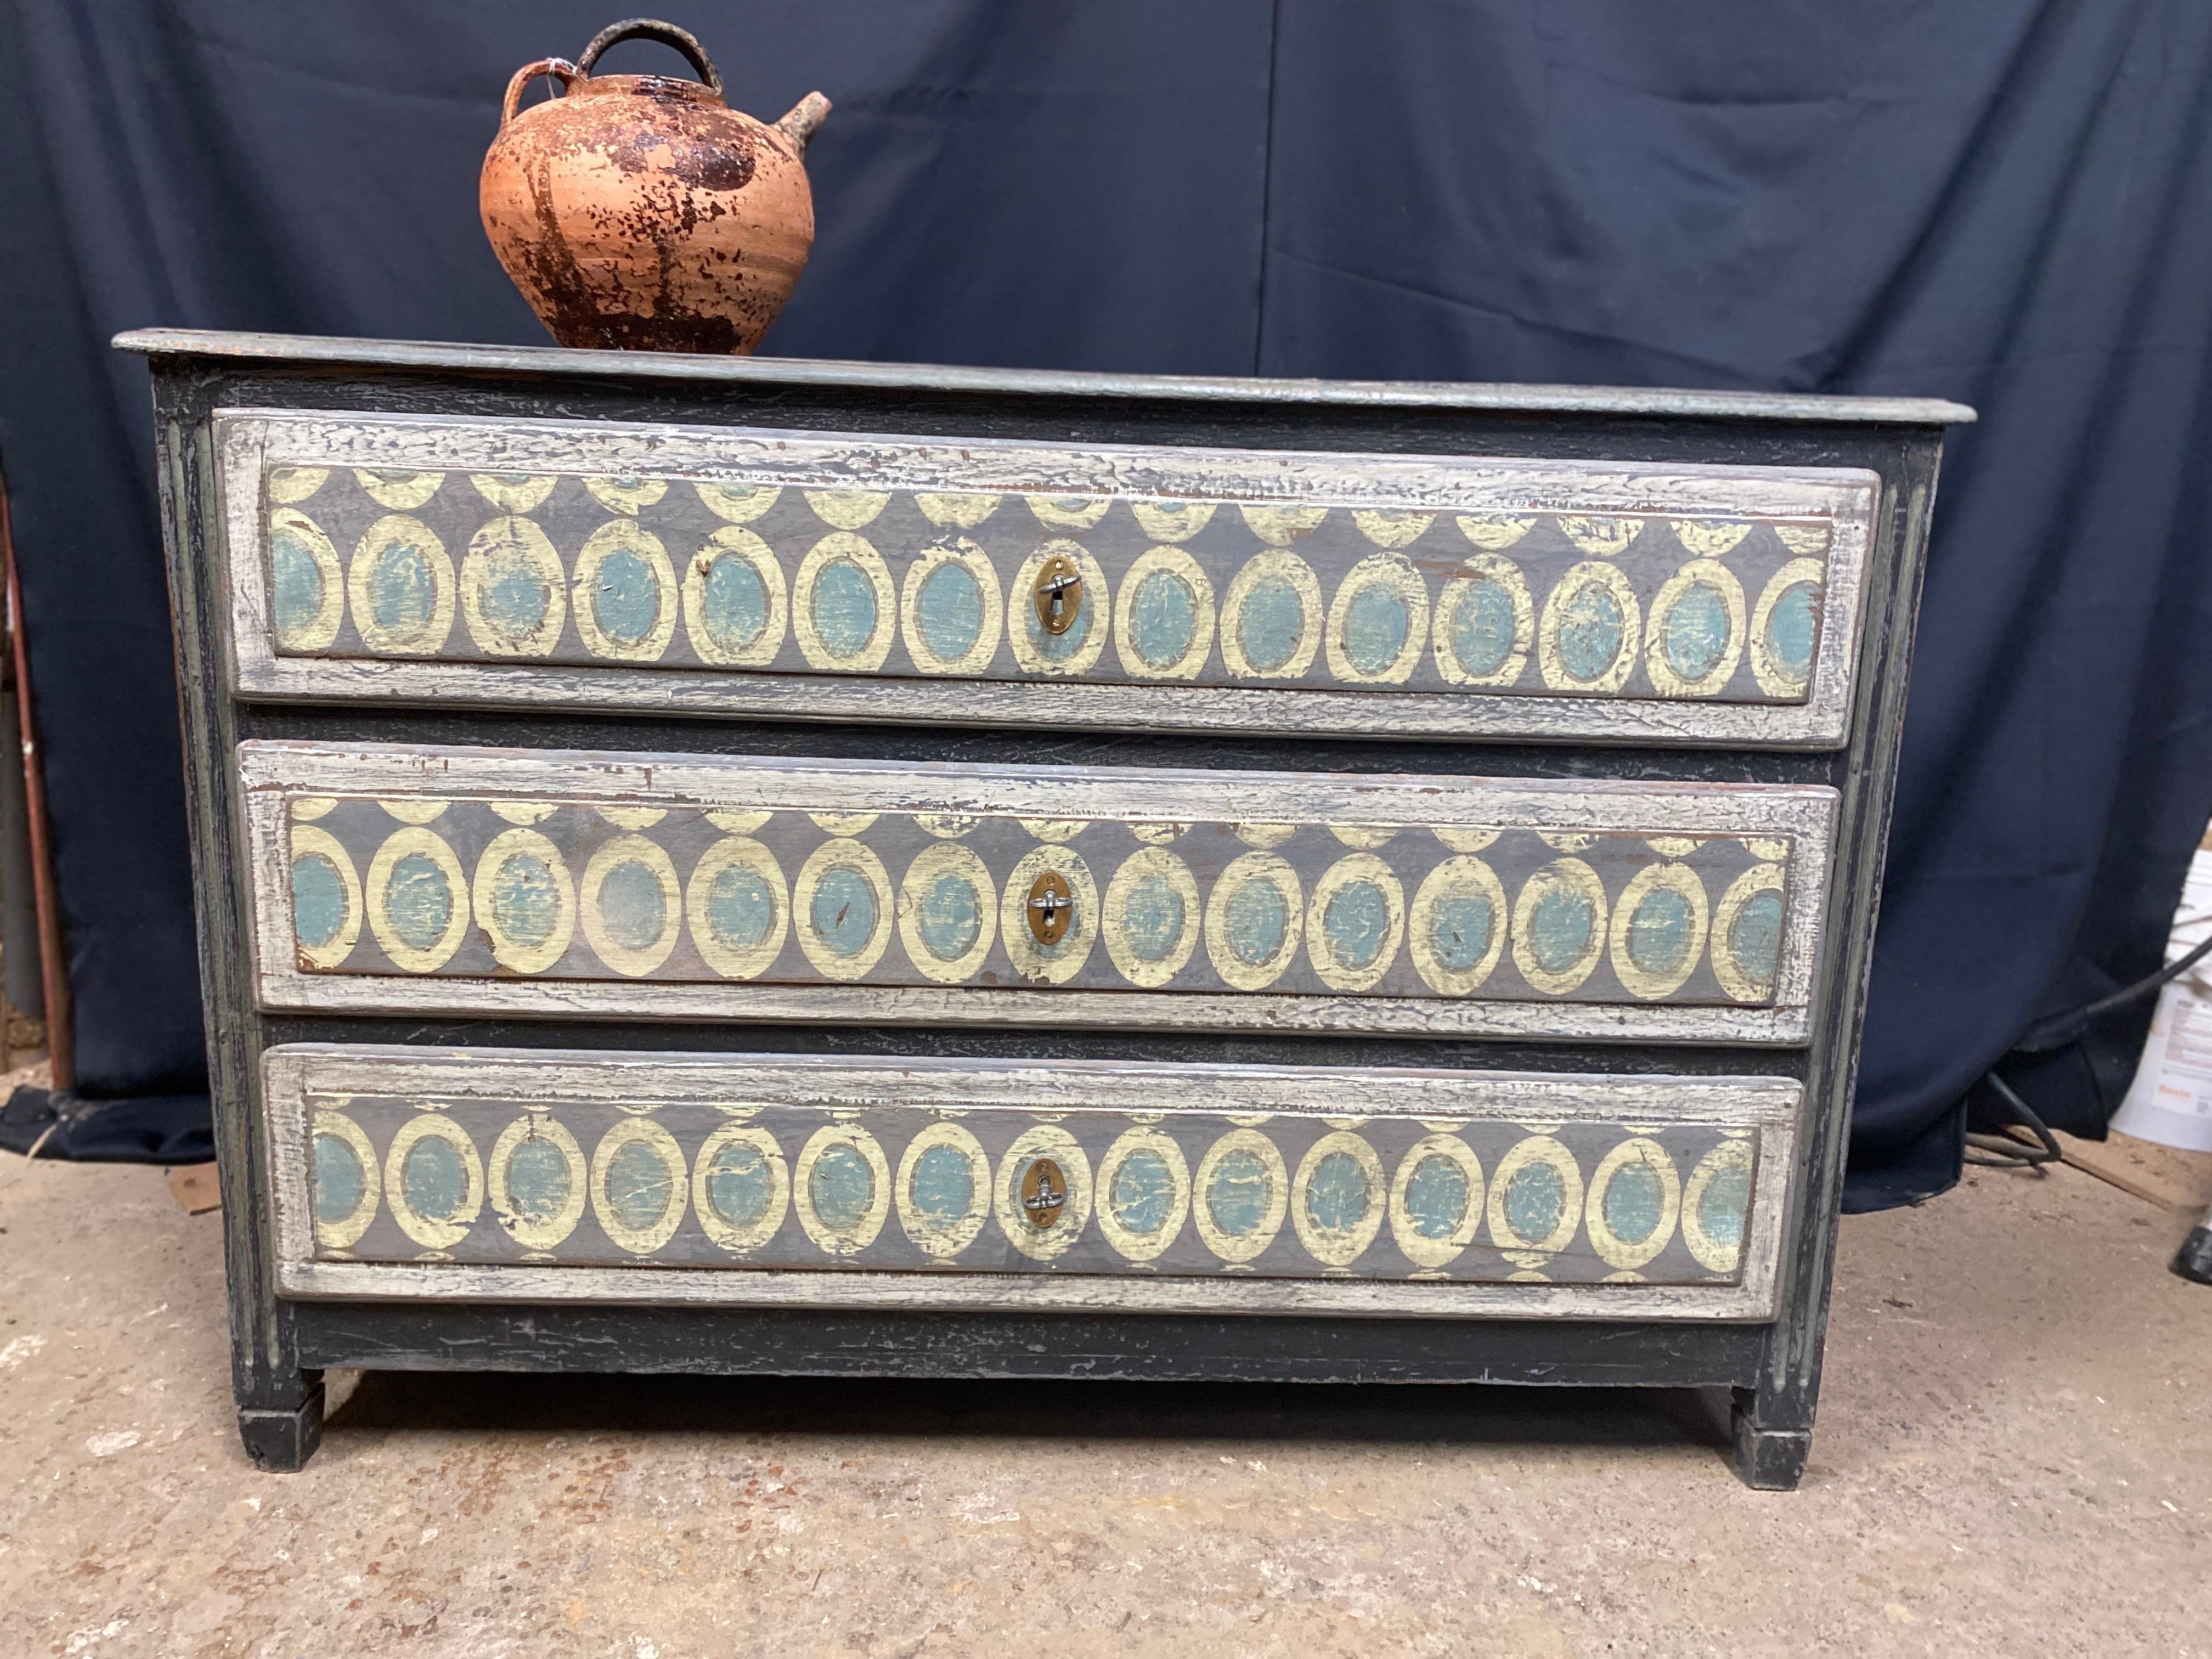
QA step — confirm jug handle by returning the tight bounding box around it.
[500,59,579,129]
[574,18,725,95]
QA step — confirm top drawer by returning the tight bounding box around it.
[216,410,1878,748]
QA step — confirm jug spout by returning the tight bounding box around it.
[775,91,832,152]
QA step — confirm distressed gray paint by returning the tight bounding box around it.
[215,411,1880,748]
[240,740,1837,1043]
[262,1045,1798,1320]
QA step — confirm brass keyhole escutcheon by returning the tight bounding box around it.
[1020,1156,1068,1230]
[1032,553,1082,635]
[1025,870,1074,945]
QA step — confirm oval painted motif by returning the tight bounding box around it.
[348,515,454,655]
[460,516,566,658]
[900,538,1002,675]
[794,533,895,672]
[313,1132,365,1227]
[383,1115,483,1250]
[1712,864,1788,1002]
[1325,553,1428,685]
[1388,1133,1485,1271]
[572,521,677,662]
[488,1115,589,1252]
[1306,855,1405,992]
[681,527,787,668]
[1218,549,1323,681]
[994,1126,1091,1261]
[268,509,344,651]
[1538,562,1640,693]
[1103,848,1200,988]
[692,1125,789,1254]
[1205,852,1302,990]
[1194,1130,1288,1264]
[1486,1136,1584,1256]
[1510,859,1608,996]
[895,842,995,983]
[1293,1131,1385,1267]
[795,840,894,980]
[1114,549,1214,680]
[472,828,574,974]
[1094,1128,1189,1262]
[366,828,468,973]
[1683,1139,1756,1274]
[794,1126,890,1254]
[589,1120,687,1254]
[1750,559,1826,697]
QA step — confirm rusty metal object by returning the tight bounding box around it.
[1031,553,1082,635]
[1019,1158,1068,1230]
[479,18,830,356]
[1025,871,1074,946]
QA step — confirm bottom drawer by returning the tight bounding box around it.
[266,1045,1797,1321]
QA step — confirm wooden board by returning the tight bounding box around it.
[240,740,1838,1044]
[216,411,1879,747]
[263,1044,1798,1320]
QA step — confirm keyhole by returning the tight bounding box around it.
[1032,555,1082,636]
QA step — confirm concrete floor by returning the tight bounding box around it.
[0,1148,2205,1658]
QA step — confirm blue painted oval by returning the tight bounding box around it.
[703,1142,773,1230]
[385,851,453,952]
[312,1132,364,1223]
[1304,1149,1370,1237]
[490,853,561,950]
[1110,1149,1177,1237]
[909,1143,974,1226]
[592,548,661,645]
[1404,1154,1469,1242]
[1664,582,1731,681]
[1697,1161,1751,1249]
[1728,890,1785,986]
[1602,1159,1666,1245]
[1323,879,1392,972]
[1120,872,1186,963]
[1237,574,1304,673]
[699,555,770,652]
[810,866,879,958]
[1626,888,1694,977]
[401,1134,466,1223]
[1528,887,1595,975]
[597,860,667,952]
[482,550,550,640]
[292,853,347,950]
[813,559,878,658]
[1223,878,1289,967]
[914,870,981,962]
[605,1139,672,1231]
[1503,1159,1565,1244]
[271,529,325,642]
[1555,582,1625,681]
[1767,579,1819,674]
[811,1142,875,1230]
[368,541,437,639]
[1207,1148,1274,1237]
[1429,893,1493,973]
[1129,568,1198,668]
[1449,578,1517,678]
[704,865,776,953]
[915,559,985,660]
[1342,582,1412,674]
[505,1136,572,1225]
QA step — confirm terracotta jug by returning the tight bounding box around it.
[480,18,830,355]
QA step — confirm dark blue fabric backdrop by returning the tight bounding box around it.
[3,1,2208,1204]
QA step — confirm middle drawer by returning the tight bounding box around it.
[244,741,1835,1045]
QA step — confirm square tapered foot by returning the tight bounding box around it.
[238,1379,325,1472]
[1730,1414,1810,1489]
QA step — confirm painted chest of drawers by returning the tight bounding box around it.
[121,328,1966,1487]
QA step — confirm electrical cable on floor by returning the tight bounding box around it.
[1967,932,2212,1169]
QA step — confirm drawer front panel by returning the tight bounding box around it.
[243,742,1838,1044]
[219,410,1878,746]
[266,1045,1797,1319]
